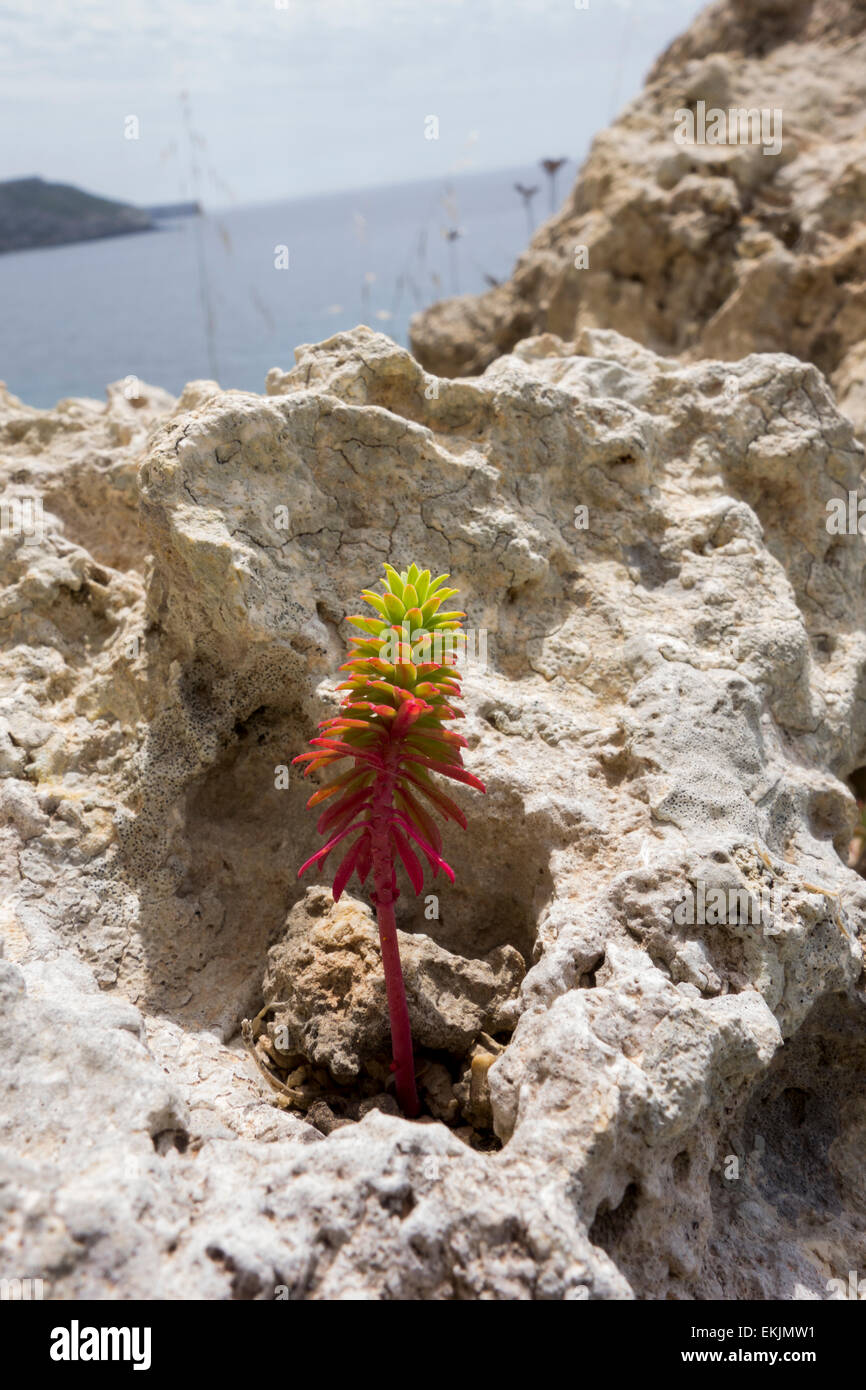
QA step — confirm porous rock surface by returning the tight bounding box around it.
[409,0,866,442]
[263,887,524,1083]
[1,322,866,1300]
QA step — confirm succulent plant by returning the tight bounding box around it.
[294,564,485,1115]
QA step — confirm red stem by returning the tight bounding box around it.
[374,894,419,1117]
[369,742,420,1117]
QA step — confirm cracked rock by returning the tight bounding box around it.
[2,309,866,1299]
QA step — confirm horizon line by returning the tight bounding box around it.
[0,154,581,221]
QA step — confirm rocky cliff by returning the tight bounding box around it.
[1,324,865,1299]
[409,0,866,441]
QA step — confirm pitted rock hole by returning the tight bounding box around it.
[589,1182,641,1254]
[128,702,311,1034]
[739,992,866,1225]
[704,992,866,1298]
[128,697,543,1033]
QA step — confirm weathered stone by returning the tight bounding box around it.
[409,0,866,447]
[262,887,524,1083]
[1,319,865,1300]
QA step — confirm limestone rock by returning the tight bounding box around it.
[409,0,866,443]
[262,887,524,1083]
[2,324,866,1299]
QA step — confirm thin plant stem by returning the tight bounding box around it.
[369,739,419,1116]
[374,893,419,1116]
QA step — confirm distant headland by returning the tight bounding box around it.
[0,177,201,254]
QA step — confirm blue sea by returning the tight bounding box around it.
[0,163,547,408]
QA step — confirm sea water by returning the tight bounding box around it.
[0,162,547,407]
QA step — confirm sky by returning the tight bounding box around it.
[0,0,706,209]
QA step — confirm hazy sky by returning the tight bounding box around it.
[1,0,706,209]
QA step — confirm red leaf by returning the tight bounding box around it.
[391,826,424,894]
[393,813,455,882]
[394,785,442,854]
[400,768,468,828]
[391,696,430,740]
[404,735,463,764]
[345,702,396,720]
[316,784,373,834]
[294,752,344,777]
[401,751,485,791]
[306,767,370,809]
[332,835,365,901]
[318,722,372,733]
[408,727,468,748]
[308,739,385,767]
[297,818,370,878]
